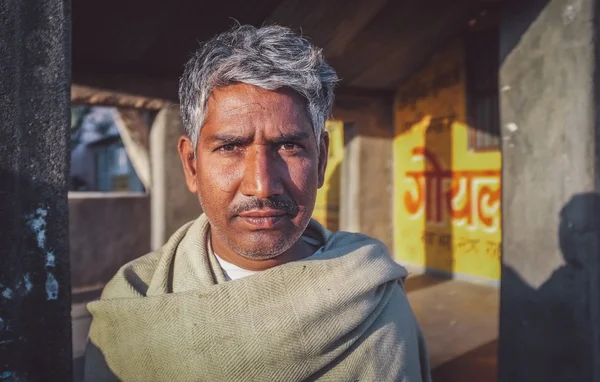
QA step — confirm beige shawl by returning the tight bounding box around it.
[85,215,431,381]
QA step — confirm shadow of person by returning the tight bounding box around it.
[499,193,598,382]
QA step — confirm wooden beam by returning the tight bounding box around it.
[336,86,395,100]
[323,0,476,89]
[321,0,388,58]
[71,84,174,110]
[72,70,179,102]
[266,0,387,58]
[350,1,475,89]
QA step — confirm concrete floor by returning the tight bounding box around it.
[72,288,102,381]
[405,273,500,382]
[72,273,500,381]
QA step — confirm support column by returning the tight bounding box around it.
[0,0,72,380]
[499,0,600,381]
[333,93,395,251]
[150,107,203,249]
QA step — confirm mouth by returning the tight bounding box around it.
[236,209,288,230]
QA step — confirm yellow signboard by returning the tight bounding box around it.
[394,41,501,280]
[313,120,344,231]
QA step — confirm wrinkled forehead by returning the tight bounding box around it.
[202,84,314,136]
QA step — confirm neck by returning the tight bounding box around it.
[211,233,318,271]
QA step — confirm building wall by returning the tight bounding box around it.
[332,94,395,252]
[393,40,501,280]
[312,120,344,231]
[95,142,144,193]
[69,192,150,291]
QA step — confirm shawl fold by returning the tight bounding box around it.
[85,215,431,381]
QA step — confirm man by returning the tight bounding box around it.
[85,25,431,382]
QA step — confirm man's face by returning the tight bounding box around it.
[178,83,328,260]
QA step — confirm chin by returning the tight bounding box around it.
[237,234,293,259]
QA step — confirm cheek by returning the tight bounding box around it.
[197,159,241,199]
[286,158,320,203]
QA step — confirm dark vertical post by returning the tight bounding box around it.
[0,0,72,380]
[499,0,600,381]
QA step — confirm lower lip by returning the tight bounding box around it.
[237,215,285,229]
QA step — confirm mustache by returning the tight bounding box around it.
[231,197,299,215]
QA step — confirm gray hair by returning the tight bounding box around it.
[179,24,339,149]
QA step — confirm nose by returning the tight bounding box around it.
[240,146,284,198]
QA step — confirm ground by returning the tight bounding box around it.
[405,272,499,381]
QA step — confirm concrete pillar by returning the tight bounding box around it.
[0,0,72,380]
[150,107,203,249]
[499,0,600,381]
[333,93,395,251]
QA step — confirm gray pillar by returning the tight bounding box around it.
[0,0,72,380]
[499,0,600,381]
[150,107,203,249]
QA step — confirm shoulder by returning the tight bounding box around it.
[99,249,164,299]
[324,230,408,281]
[326,230,388,252]
[99,219,199,299]
[307,218,385,250]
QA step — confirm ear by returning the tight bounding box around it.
[317,130,329,188]
[177,136,199,193]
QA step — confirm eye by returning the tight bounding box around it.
[280,142,300,151]
[217,144,237,152]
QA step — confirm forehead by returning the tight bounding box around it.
[202,84,312,135]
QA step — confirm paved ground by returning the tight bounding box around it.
[72,273,499,381]
[72,289,101,381]
[405,272,499,382]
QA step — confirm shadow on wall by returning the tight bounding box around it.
[497,0,596,381]
[427,194,599,382]
[499,193,598,382]
[318,120,347,233]
[325,163,341,232]
[423,118,454,278]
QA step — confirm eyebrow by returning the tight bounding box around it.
[205,134,251,146]
[205,132,311,145]
[271,132,311,144]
